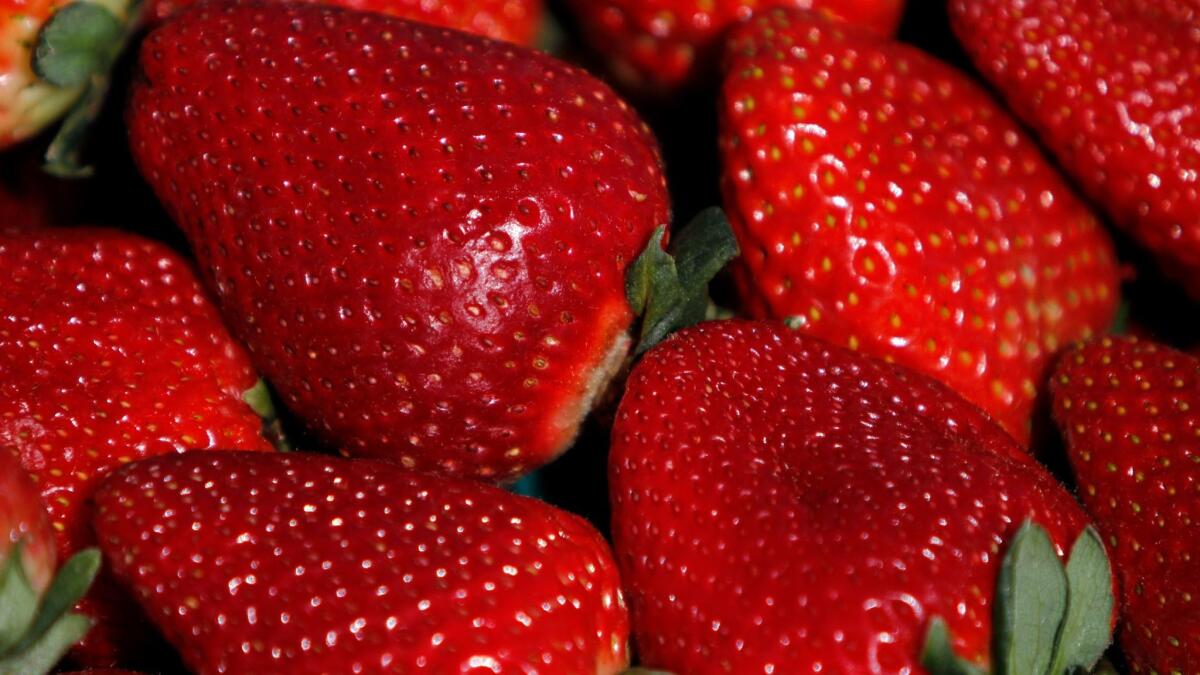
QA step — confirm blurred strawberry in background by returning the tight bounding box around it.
[564,0,905,94]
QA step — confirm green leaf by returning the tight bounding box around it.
[626,226,675,314]
[42,76,107,178]
[920,617,988,675]
[0,544,40,655]
[1048,527,1114,674]
[671,208,740,296]
[625,209,740,355]
[993,521,1069,675]
[12,549,99,656]
[33,2,124,88]
[243,379,276,419]
[243,380,292,452]
[0,612,91,675]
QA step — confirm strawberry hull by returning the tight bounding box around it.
[127,2,669,482]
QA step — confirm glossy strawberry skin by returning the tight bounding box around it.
[719,9,1120,444]
[145,0,542,44]
[0,446,56,593]
[565,0,904,94]
[93,450,630,675]
[611,320,1092,673]
[128,2,668,481]
[1051,336,1200,673]
[951,0,1200,299]
[0,226,275,664]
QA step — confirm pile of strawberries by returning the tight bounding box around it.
[1,0,1197,673]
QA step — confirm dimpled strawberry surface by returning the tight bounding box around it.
[611,320,1091,673]
[0,226,274,663]
[93,451,630,674]
[127,2,669,481]
[720,9,1120,444]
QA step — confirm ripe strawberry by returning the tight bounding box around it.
[564,0,904,94]
[1051,336,1200,673]
[719,9,1120,444]
[0,225,278,665]
[1,446,102,675]
[611,319,1114,673]
[144,0,542,44]
[128,1,670,481]
[2,0,539,172]
[92,450,630,674]
[951,0,1200,299]
[1,447,56,595]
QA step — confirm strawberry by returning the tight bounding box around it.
[719,9,1121,444]
[127,1,671,481]
[1,446,102,675]
[0,225,278,665]
[564,0,905,95]
[611,319,1116,673]
[1,447,57,595]
[1051,336,1200,673]
[2,0,540,176]
[951,0,1200,300]
[92,450,630,674]
[143,0,543,44]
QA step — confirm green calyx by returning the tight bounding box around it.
[32,0,143,177]
[626,207,740,356]
[0,544,101,675]
[243,379,292,452]
[922,522,1115,675]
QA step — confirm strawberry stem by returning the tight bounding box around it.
[34,0,144,176]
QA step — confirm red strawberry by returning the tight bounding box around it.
[127,2,670,481]
[1051,336,1200,673]
[0,225,277,665]
[92,450,630,674]
[611,319,1114,673]
[145,0,543,44]
[2,0,539,176]
[564,0,904,95]
[1,447,56,595]
[719,9,1120,444]
[951,0,1200,299]
[1,446,102,675]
